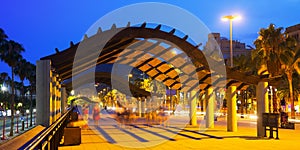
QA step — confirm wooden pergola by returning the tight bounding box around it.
[37,23,280,137]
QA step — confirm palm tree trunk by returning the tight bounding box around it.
[21,81,24,116]
[29,85,33,127]
[9,67,15,136]
[287,72,295,119]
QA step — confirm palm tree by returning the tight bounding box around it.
[253,24,285,77]
[14,58,30,114]
[233,53,257,75]
[14,58,29,115]
[0,72,10,110]
[14,81,23,108]
[276,74,300,112]
[253,24,285,113]
[278,37,300,118]
[253,24,300,117]
[0,28,8,43]
[26,63,36,126]
[0,40,24,136]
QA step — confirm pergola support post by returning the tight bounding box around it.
[189,90,198,126]
[61,87,68,113]
[227,86,237,132]
[257,81,269,137]
[206,87,214,128]
[36,60,51,127]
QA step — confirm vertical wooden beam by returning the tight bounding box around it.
[206,87,214,128]
[227,86,237,132]
[36,60,51,127]
[189,90,198,126]
[257,81,269,137]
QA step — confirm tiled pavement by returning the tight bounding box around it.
[58,113,300,150]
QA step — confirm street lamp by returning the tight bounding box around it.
[70,90,75,96]
[26,109,29,128]
[33,109,36,125]
[1,111,6,140]
[222,15,241,67]
[1,85,7,92]
[16,110,20,133]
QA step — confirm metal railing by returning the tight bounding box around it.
[19,107,73,150]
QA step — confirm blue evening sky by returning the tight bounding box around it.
[1,0,300,83]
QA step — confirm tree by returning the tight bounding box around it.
[253,24,285,77]
[253,24,300,117]
[14,58,29,114]
[233,53,257,75]
[0,40,24,136]
[26,63,36,126]
[0,28,8,43]
[277,73,300,112]
[279,37,300,118]
[0,72,10,110]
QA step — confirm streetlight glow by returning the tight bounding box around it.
[222,15,241,21]
[70,90,75,95]
[1,86,7,92]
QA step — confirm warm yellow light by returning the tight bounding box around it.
[128,74,133,78]
[222,15,241,21]
[171,49,177,55]
[70,90,75,95]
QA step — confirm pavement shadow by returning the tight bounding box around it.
[221,136,272,140]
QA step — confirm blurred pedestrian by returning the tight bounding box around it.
[83,104,89,121]
[93,105,100,126]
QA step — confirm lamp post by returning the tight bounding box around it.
[269,86,273,113]
[33,109,36,125]
[237,90,244,118]
[26,109,29,128]
[16,110,20,133]
[1,111,6,140]
[222,15,241,67]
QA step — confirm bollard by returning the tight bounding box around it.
[22,120,25,131]
[16,116,19,133]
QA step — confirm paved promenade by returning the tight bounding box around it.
[58,112,300,150]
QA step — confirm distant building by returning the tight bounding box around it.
[208,33,252,59]
[286,24,300,43]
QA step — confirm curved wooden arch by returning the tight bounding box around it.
[42,23,280,92]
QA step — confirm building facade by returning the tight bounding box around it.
[208,33,252,59]
[286,23,300,43]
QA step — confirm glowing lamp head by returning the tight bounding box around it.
[70,90,75,96]
[222,15,241,21]
[1,86,7,92]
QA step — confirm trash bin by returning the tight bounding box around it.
[63,127,81,145]
[70,112,79,121]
